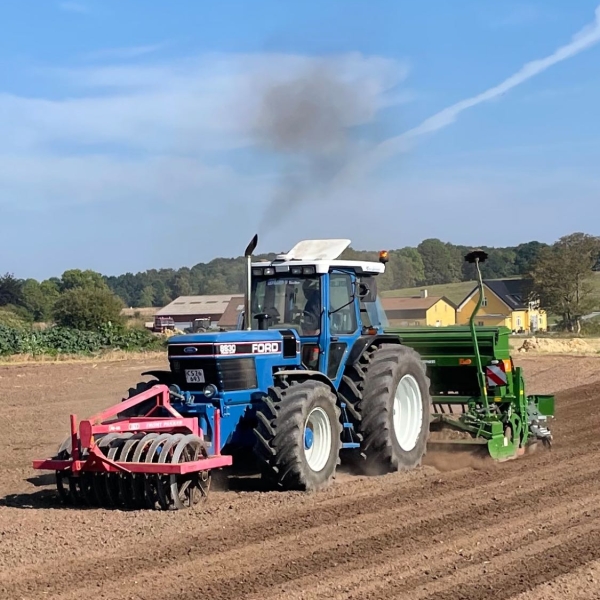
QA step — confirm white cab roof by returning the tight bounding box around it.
[253,238,385,274]
[276,239,351,261]
[252,259,385,274]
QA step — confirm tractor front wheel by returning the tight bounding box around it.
[253,380,342,491]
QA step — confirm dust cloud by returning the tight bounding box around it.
[423,448,493,472]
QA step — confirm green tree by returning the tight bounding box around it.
[417,239,462,285]
[41,279,61,299]
[138,285,156,307]
[60,269,108,292]
[514,241,549,274]
[460,247,518,281]
[529,233,600,332]
[203,274,230,295]
[0,273,24,307]
[151,280,172,307]
[483,249,517,279]
[170,273,192,297]
[53,287,125,331]
[21,279,59,322]
[393,248,425,288]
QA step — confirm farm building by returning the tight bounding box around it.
[218,296,245,330]
[155,294,243,330]
[456,279,547,333]
[381,292,457,327]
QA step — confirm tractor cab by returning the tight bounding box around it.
[243,239,390,378]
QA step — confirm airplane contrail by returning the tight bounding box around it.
[338,5,600,180]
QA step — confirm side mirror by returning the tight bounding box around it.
[358,283,370,298]
[357,279,377,302]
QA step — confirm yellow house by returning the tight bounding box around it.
[381,293,456,327]
[456,279,547,332]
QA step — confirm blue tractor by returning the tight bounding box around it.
[34,236,431,509]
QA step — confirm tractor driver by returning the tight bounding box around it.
[301,279,321,335]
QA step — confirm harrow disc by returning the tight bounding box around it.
[52,432,211,510]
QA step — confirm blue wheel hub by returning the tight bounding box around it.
[304,427,314,450]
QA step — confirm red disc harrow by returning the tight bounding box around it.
[32,384,232,510]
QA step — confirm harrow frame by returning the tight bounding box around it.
[33,384,232,477]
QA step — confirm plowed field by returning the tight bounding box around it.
[1,355,599,599]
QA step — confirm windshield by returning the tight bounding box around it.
[251,276,321,335]
[368,297,389,328]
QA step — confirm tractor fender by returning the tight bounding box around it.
[141,370,174,384]
[273,369,336,394]
[347,334,401,366]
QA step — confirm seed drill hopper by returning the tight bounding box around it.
[32,240,554,509]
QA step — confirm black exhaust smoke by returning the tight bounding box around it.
[249,60,377,232]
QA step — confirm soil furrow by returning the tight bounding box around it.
[263,490,600,600]
[412,524,600,600]
[0,356,598,600]
[41,465,600,600]
[3,449,597,598]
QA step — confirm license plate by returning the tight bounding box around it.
[185,369,205,384]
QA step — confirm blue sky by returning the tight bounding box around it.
[1,1,599,279]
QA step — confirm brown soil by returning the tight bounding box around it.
[1,355,600,599]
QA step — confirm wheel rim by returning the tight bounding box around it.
[392,374,423,452]
[303,407,332,472]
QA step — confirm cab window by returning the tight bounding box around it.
[251,275,321,335]
[329,273,357,334]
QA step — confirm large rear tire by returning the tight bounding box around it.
[253,380,342,491]
[344,344,431,475]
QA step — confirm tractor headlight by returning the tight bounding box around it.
[203,384,218,399]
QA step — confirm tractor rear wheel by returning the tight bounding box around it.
[253,380,342,491]
[348,344,431,475]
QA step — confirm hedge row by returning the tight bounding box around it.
[0,323,164,356]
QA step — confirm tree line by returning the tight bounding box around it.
[0,269,161,356]
[1,233,599,333]
[104,238,550,308]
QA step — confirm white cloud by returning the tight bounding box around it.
[0,51,411,212]
[1,52,409,155]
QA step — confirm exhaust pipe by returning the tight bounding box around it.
[244,234,258,330]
